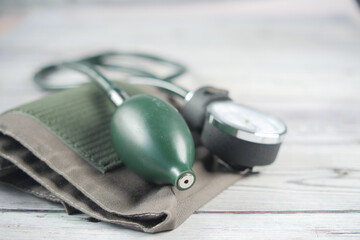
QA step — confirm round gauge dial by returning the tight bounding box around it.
[206,100,287,144]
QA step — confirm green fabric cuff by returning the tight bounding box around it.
[0,82,245,233]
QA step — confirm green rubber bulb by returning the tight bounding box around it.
[110,94,196,190]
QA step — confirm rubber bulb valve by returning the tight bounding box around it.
[110,94,196,190]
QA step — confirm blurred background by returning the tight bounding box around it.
[0,0,360,146]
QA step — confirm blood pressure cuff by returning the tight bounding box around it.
[0,82,244,233]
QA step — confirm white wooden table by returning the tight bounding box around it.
[1,0,360,239]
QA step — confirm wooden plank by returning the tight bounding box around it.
[0,1,359,111]
[0,183,63,211]
[201,167,360,212]
[200,144,360,211]
[249,102,360,144]
[1,211,359,239]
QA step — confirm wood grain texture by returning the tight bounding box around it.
[0,0,359,239]
[0,184,63,211]
[1,212,360,240]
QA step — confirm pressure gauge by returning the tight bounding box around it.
[182,87,287,170]
[206,101,286,145]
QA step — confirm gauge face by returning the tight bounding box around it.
[206,101,287,144]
